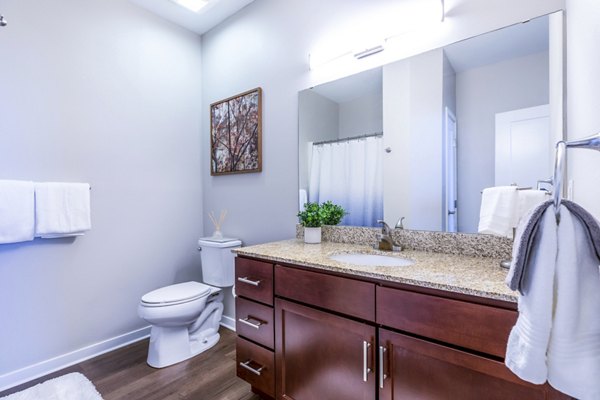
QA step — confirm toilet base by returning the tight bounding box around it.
[145,295,224,369]
[146,326,221,368]
[190,331,220,357]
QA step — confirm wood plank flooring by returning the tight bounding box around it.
[0,328,261,400]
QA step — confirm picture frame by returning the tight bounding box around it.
[210,87,262,175]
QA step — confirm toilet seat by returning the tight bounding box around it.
[141,281,211,307]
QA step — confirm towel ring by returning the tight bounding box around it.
[552,133,600,224]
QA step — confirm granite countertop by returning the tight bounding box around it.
[234,239,518,303]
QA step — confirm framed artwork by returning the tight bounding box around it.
[210,87,262,175]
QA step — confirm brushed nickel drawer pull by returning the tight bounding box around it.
[238,317,264,329]
[379,345,387,389]
[237,276,261,286]
[239,360,264,376]
[363,341,372,382]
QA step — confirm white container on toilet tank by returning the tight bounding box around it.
[198,237,242,287]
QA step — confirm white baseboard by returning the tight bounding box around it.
[0,326,151,393]
[220,315,236,332]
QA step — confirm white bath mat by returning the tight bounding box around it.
[1,373,103,400]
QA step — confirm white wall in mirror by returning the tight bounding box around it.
[299,12,564,235]
[383,48,446,231]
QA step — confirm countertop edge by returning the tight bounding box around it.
[234,247,518,304]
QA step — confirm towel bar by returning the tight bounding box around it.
[552,133,600,223]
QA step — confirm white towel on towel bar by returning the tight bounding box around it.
[0,180,35,244]
[515,190,547,225]
[34,182,91,238]
[478,186,518,238]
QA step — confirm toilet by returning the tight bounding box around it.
[138,237,241,368]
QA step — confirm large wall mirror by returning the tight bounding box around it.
[298,12,564,235]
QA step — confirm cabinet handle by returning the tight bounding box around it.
[363,341,372,382]
[239,360,264,376]
[379,345,387,389]
[237,276,261,286]
[238,316,263,329]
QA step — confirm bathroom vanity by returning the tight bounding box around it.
[232,240,570,400]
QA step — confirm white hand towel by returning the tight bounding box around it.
[548,208,600,398]
[478,186,518,238]
[34,182,91,238]
[0,180,35,244]
[505,208,556,384]
[515,190,548,226]
[505,205,600,399]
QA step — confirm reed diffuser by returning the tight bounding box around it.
[208,210,227,239]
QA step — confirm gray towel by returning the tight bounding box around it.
[506,199,600,294]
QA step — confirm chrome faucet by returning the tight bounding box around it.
[395,217,405,230]
[376,220,402,252]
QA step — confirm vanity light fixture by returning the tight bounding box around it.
[354,45,385,60]
[309,0,445,72]
[170,0,209,13]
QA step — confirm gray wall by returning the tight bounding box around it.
[298,90,339,193]
[0,0,203,377]
[456,51,549,232]
[338,92,383,138]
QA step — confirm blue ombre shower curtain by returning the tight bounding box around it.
[308,136,383,227]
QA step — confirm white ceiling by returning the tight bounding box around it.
[312,67,383,104]
[444,15,549,73]
[129,0,255,35]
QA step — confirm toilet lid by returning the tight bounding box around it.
[141,282,211,305]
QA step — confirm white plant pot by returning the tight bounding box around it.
[304,227,322,244]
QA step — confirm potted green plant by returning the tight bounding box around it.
[320,201,346,226]
[297,202,324,244]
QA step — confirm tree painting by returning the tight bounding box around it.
[210,88,262,175]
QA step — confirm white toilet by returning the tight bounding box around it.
[138,237,241,368]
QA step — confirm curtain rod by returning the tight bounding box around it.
[313,132,383,146]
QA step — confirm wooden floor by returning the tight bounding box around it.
[0,328,261,400]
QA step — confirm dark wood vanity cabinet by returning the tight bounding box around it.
[234,256,571,400]
[275,298,376,400]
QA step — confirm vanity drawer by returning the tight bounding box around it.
[275,265,376,321]
[236,336,275,398]
[235,257,274,306]
[377,286,517,358]
[235,296,274,349]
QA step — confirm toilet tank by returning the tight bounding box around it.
[198,237,242,287]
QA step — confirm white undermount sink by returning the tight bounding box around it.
[329,253,414,267]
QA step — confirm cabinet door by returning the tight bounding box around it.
[378,329,564,400]
[275,298,376,400]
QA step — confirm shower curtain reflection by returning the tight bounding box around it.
[308,136,383,227]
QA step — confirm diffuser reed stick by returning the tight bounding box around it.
[208,209,227,238]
